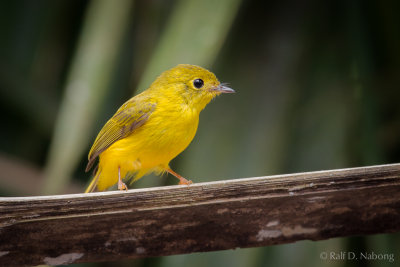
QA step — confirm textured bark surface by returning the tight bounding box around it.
[0,164,399,266]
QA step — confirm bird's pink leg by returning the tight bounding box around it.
[117,166,128,191]
[166,168,192,185]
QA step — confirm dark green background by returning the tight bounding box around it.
[0,0,399,266]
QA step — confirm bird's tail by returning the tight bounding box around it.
[85,172,100,193]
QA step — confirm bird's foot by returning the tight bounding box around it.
[118,180,128,191]
[178,177,193,185]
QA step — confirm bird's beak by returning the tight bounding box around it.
[211,83,235,94]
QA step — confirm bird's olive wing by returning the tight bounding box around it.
[85,99,156,172]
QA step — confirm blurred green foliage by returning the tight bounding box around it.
[0,0,399,266]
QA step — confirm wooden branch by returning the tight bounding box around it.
[1,164,400,266]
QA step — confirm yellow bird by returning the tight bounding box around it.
[85,64,234,192]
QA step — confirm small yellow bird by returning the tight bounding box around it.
[85,64,234,192]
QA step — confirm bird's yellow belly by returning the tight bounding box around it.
[97,109,199,190]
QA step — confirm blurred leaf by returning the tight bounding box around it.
[0,152,81,196]
[136,0,241,93]
[42,0,133,194]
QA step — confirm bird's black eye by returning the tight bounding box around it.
[193,79,204,89]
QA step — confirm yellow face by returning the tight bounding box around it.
[151,64,234,111]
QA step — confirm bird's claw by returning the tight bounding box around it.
[179,179,193,185]
[118,181,128,191]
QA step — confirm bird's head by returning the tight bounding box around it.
[151,64,234,111]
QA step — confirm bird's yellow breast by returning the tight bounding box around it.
[120,102,199,166]
[97,100,199,189]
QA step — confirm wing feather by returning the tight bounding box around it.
[85,98,156,172]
